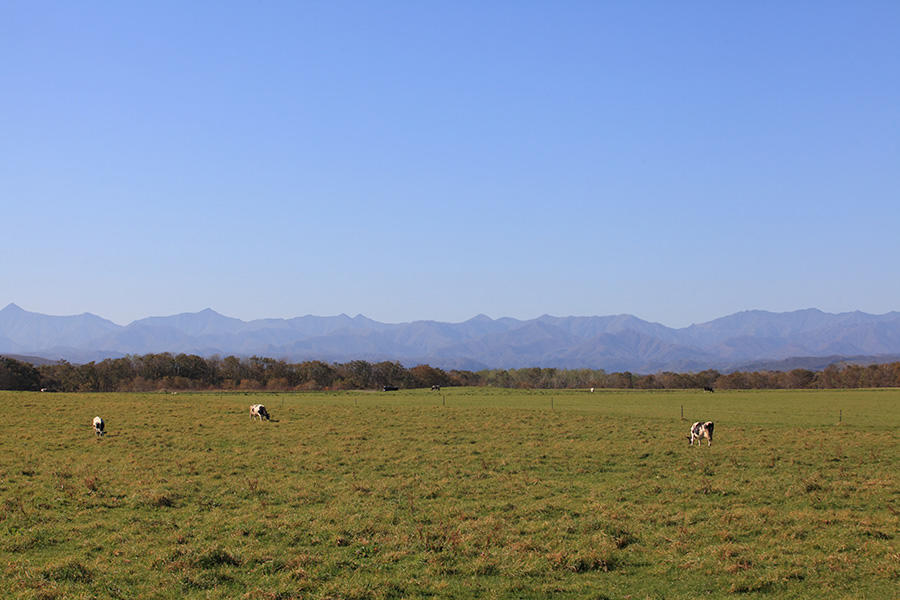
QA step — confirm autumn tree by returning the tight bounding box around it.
[408,364,451,388]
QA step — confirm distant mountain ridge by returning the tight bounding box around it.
[3,303,900,372]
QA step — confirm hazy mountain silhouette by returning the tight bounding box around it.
[3,303,900,372]
[0,303,120,350]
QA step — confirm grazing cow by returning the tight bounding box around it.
[431,385,441,391]
[688,421,714,446]
[703,386,715,393]
[249,404,271,421]
[92,416,105,438]
[382,386,398,392]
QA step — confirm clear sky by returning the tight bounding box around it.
[2,1,899,327]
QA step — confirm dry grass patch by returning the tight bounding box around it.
[0,388,896,599]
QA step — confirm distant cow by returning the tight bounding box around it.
[249,404,271,421]
[703,386,714,393]
[383,386,399,392]
[689,421,714,447]
[92,416,105,438]
[431,385,441,391]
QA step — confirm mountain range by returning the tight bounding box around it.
[3,303,900,373]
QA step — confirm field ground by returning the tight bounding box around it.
[0,388,897,599]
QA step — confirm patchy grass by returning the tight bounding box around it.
[0,388,897,598]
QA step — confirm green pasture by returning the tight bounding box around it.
[0,388,897,599]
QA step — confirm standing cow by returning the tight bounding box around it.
[249,404,271,421]
[92,416,105,438]
[688,421,714,446]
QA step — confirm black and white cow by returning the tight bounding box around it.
[689,421,714,446]
[92,416,105,438]
[249,404,271,421]
[431,385,441,391]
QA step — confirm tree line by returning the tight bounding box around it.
[3,353,900,392]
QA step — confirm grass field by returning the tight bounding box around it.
[1,388,897,599]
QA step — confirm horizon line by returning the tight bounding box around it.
[3,301,896,330]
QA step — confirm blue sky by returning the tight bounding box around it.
[2,1,899,327]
